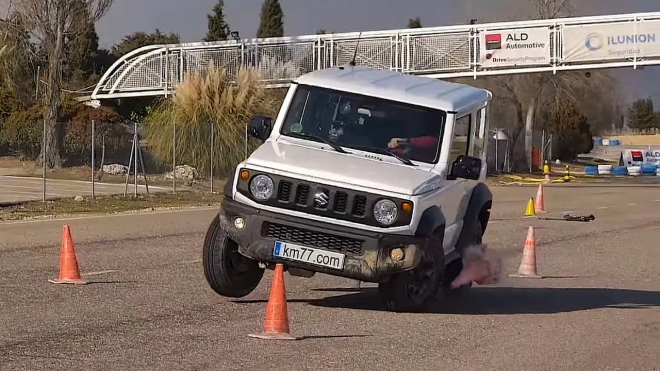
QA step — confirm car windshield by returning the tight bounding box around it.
[280,84,446,164]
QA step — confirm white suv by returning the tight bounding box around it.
[203,66,493,312]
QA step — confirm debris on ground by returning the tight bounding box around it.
[103,164,129,175]
[450,244,502,288]
[164,165,199,184]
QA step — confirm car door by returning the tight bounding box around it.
[440,112,473,254]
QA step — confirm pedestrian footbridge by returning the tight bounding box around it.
[91,11,660,101]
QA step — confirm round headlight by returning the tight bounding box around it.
[249,175,274,200]
[373,199,398,225]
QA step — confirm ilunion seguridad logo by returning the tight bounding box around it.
[585,31,658,51]
[585,33,603,51]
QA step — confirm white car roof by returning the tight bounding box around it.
[293,66,492,113]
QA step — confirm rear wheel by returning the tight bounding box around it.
[203,214,264,298]
[378,232,444,312]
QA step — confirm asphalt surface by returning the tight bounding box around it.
[0,176,166,203]
[0,183,658,371]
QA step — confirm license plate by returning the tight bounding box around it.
[273,241,345,270]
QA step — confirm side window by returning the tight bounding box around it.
[449,114,471,164]
[472,108,486,159]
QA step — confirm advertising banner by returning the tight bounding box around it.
[619,148,660,166]
[563,21,660,62]
[479,27,551,67]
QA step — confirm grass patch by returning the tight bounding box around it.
[0,191,224,221]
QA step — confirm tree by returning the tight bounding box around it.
[4,0,114,169]
[547,104,594,161]
[0,12,38,104]
[459,0,614,171]
[112,30,180,57]
[408,17,422,28]
[257,0,284,38]
[628,98,656,134]
[64,1,101,89]
[204,0,229,42]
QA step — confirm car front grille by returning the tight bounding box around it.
[277,180,367,218]
[236,171,413,228]
[262,222,364,255]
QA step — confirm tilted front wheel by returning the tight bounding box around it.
[202,214,264,298]
[378,233,444,312]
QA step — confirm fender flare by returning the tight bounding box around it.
[458,183,493,242]
[414,205,446,239]
[224,168,238,198]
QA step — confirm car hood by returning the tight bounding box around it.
[244,139,443,196]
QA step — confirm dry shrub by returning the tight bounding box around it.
[144,66,283,176]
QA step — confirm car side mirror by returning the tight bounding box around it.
[248,116,273,141]
[448,155,482,180]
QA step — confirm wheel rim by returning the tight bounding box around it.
[405,250,437,302]
[215,233,251,276]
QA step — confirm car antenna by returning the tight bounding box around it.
[348,31,362,66]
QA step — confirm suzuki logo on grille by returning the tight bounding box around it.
[313,188,330,208]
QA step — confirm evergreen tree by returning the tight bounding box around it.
[65,14,100,88]
[408,17,422,28]
[628,98,656,133]
[112,30,181,57]
[204,1,230,42]
[257,0,284,38]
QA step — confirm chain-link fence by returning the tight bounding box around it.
[1,116,561,204]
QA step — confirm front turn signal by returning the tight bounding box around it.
[402,202,413,214]
[240,169,250,181]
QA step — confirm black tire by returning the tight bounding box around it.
[378,232,444,312]
[441,220,484,296]
[202,214,264,298]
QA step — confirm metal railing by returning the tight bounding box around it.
[91,11,660,101]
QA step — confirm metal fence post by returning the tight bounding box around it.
[210,121,214,194]
[42,119,46,202]
[91,120,95,198]
[134,122,138,197]
[172,121,177,194]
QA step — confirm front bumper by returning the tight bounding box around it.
[219,197,429,282]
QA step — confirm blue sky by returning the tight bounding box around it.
[93,0,660,105]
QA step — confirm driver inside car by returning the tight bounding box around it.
[387,136,438,150]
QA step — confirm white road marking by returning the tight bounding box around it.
[0,175,168,189]
[628,203,636,206]
[184,259,203,264]
[0,206,219,225]
[598,206,609,209]
[82,270,118,276]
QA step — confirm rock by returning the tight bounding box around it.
[74,195,84,202]
[103,164,129,175]
[164,165,199,182]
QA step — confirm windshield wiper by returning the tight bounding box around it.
[287,132,349,154]
[348,145,416,166]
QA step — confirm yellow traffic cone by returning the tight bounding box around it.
[525,197,536,217]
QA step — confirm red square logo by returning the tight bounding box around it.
[485,34,502,50]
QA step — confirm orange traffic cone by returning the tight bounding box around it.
[49,225,87,285]
[535,183,547,213]
[509,226,542,279]
[249,264,299,340]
